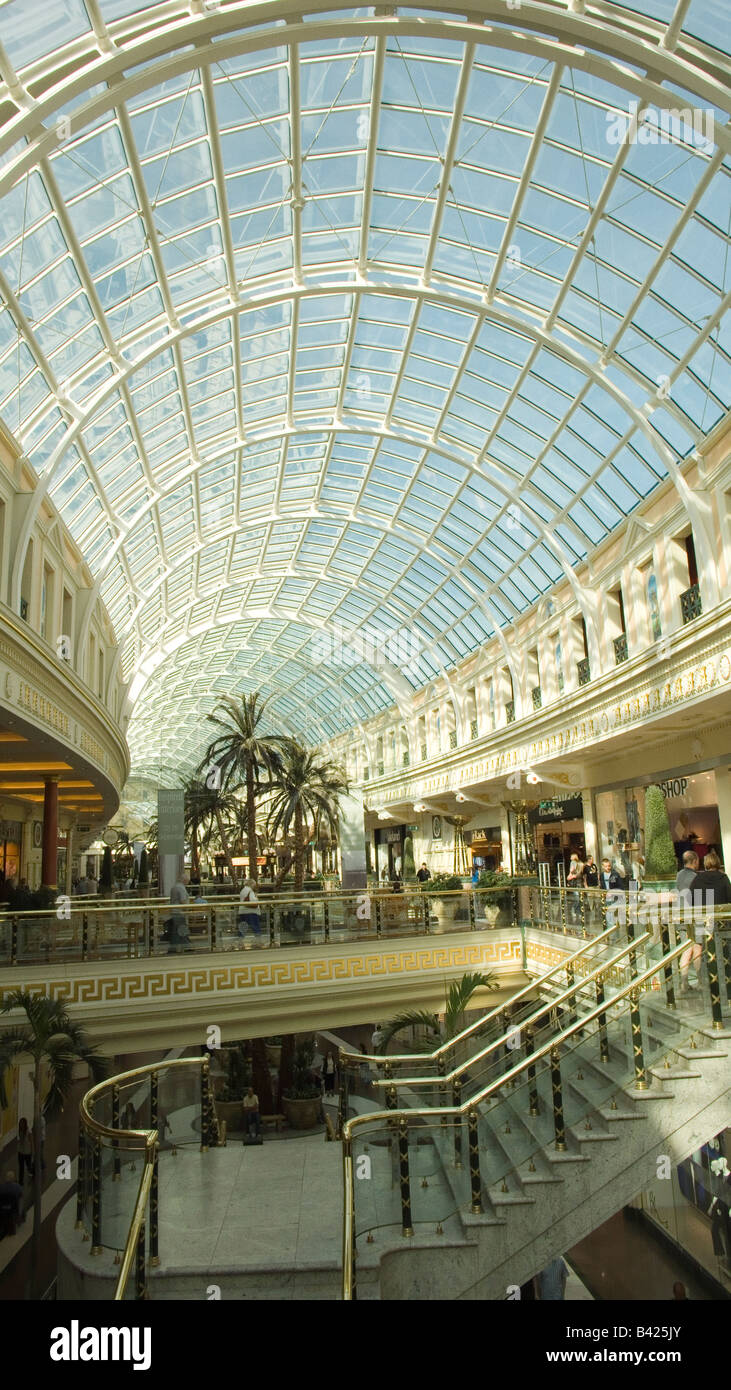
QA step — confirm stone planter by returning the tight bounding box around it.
[215,1098,243,1132]
[282,1095,321,1130]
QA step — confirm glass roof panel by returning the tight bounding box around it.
[0,1,727,770]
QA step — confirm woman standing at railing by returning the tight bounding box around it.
[683,850,731,994]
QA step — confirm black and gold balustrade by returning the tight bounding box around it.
[342,925,727,1300]
[78,1055,216,1300]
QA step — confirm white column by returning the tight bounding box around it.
[581,788,598,860]
[339,791,368,890]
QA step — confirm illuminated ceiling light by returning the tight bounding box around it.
[0,762,73,771]
[0,732,28,742]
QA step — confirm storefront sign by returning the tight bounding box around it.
[660,778,688,799]
[535,796,584,822]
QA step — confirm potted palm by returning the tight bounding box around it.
[0,991,106,1297]
[477,869,516,925]
[425,873,463,929]
[214,1042,251,1132]
[380,971,497,1068]
[281,1036,322,1130]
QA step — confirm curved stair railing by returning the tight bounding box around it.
[78,1054,219,1299]
[341,912,730,1300]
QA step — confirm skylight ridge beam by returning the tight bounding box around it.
[486,64,564,300]
[421,42,476,284]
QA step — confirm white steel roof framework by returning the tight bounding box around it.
[0,0,728,777]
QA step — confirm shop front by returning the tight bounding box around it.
[465,824,504,872]
[595,769,723,879]
[0,818,22,885]
[530,795,585,877]
[374,824,405,882]
[633,1128,731,1293]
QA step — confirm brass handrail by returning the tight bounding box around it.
[114,1154,155,1301]
[369,931,651,1090]
[341,938,698,1299]
[81,1056,208,1139]
[340,919,637,1069]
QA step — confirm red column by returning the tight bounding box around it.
[41,775,59,889]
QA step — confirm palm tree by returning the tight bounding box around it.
[199,692,286,884]
[181,778,239,886]
[378,972,497,1056]
[112,831,135,879]
[266,739,349,892]
[0,992,106,1297]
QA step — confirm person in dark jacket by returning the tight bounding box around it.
[683,851,731,993]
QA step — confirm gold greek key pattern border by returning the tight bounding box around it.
[524,940,570,971]
[0,937,522,1006]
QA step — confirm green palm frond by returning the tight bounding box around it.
[378,1010,441,1051]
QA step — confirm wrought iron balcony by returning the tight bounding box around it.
[680,583,702,625]
[449,729,458,749]
[505,700,515,724]
[420,742,427,761]
[531,686,542,710]
[577,657,591,686]
[470,718,478,739]
[613,633,628,664]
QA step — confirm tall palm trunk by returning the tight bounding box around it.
[294,802,305,893]
[191,818,199,878]
[30,1058,42,1298]
[215,809,236,888]
[246,762,258,884]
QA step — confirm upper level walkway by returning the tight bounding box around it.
[1,884,727,1054]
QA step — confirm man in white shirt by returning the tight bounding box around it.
[237,878,262,944]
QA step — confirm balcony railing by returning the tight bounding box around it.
[449,729,458,749]
[613,633,628,664]
[680,583,702,624]
[505,700,515,724]
[470,718,478,739]
[531,686,542,710]
[420,742,427,761]
[577,657,591,686]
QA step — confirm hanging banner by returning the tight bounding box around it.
[157,788,184,856]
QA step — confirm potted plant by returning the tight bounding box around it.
[425,873,463,929]
[214,1042,251,1132]
[477,869,516,925]
[265,1035,283,1068]
[281,1036,322,1130]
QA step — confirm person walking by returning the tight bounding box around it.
[583,855,599,926]
[169,870,191,953]
[323,1050,337,1095]
[17,1118,33,1185]
[566,853,585,925]
[237,878,262,944]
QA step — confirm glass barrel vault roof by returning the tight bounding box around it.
[0,1,728,776]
